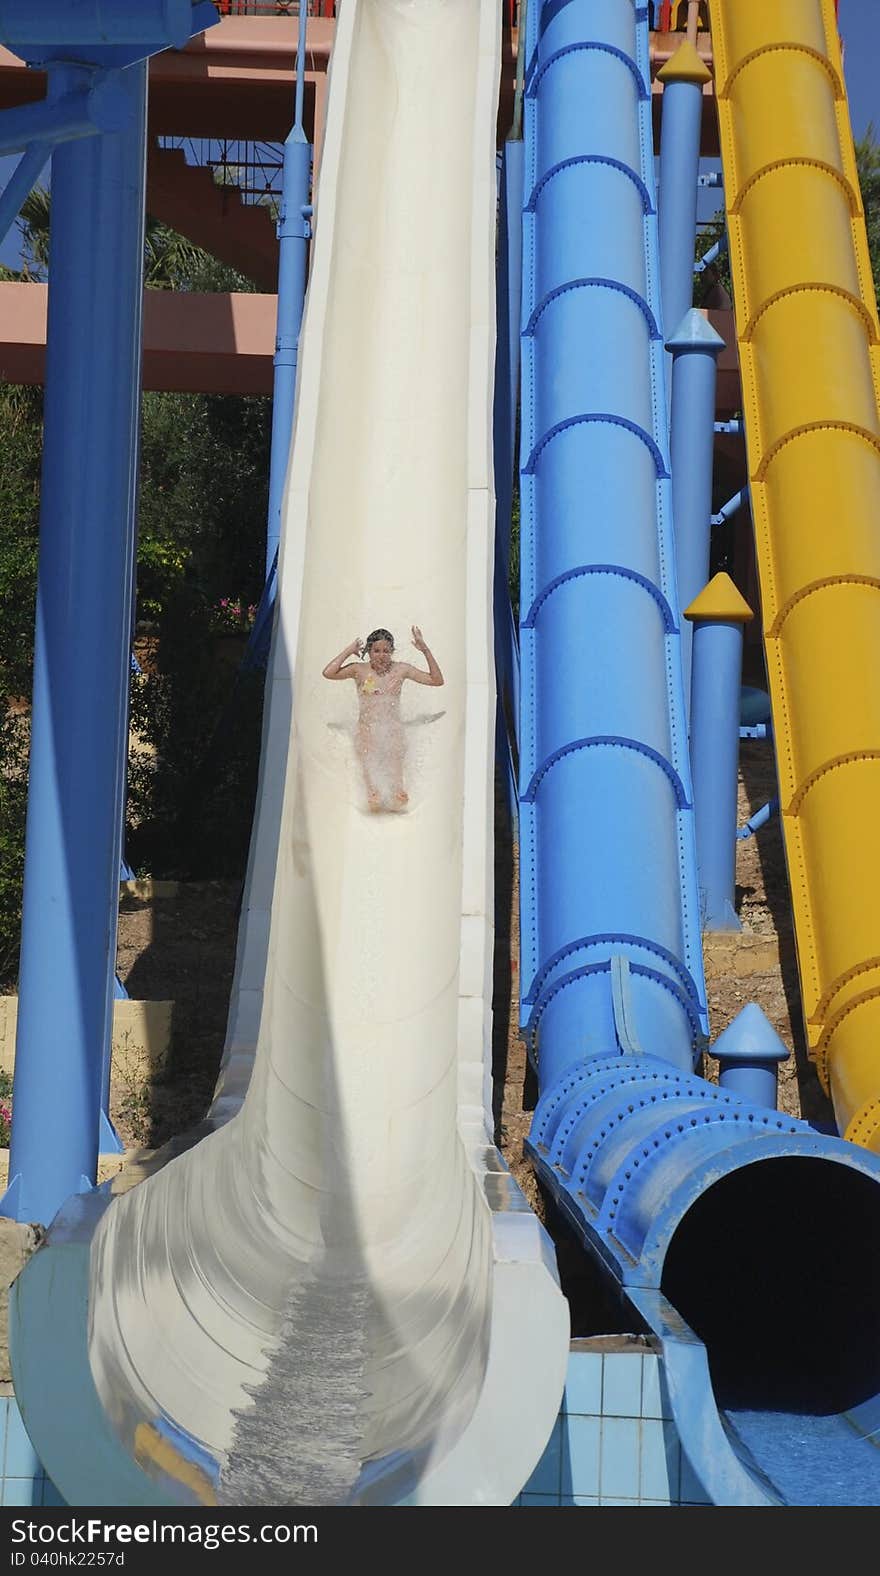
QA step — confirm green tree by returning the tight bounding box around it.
[694,209,733,310]
[0,187,274,974]
[18,183,259,294]
[0,380,42,977]
[855,126,880,302]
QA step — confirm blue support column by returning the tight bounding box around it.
[264,130,311,582]
[264,11,311,584]
[665,309,725,707]
[685,573,753,933]
[2,60,148,1227]
[657,42,711,344]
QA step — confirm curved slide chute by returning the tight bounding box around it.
[518,0,880,1506]
[10,0,569,1507]
[711,0,880,1153]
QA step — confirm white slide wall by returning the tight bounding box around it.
[58,0,569,1506]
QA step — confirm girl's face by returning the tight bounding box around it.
[368,639,393,673]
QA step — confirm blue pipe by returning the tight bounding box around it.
[519,0,707,1079]
[528,1052,880,1506]
[1,60,148,1228]
[666,308,725,708]
[657,42,711,347]
[264,14,311,584]
[687,587,752,931]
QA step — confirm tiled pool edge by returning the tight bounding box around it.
[0,1339,712,1508]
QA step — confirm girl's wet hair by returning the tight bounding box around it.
[365,628,394,651]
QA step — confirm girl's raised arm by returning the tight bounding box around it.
[322,638,363,679]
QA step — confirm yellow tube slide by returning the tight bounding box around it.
[710,0,880,1148]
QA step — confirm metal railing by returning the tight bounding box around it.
[653,1,836,28]
[158,134,286,206]
[212,1,522,20]
[214,2,336,16]
[653,2,709,30]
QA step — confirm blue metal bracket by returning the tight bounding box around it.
[99,1110,125,1156]
[610,954,646,1057]
[736,797,779,839]
[712,485,750,527]
[694,231,729,274]
[0,69,130,157]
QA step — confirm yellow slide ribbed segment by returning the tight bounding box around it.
[710,0,880,1150]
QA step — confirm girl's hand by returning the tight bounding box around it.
[412,625,425,651]
[352,637,364,657]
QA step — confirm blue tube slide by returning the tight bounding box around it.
[518,0,880,1505]
[518,0,707,1078]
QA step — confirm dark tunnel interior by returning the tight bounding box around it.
[660,1157,880,1413]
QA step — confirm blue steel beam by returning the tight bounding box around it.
[0,71,131,156]
[518,0,707,1083]
[0,143,47,248]
[0,2,218,61]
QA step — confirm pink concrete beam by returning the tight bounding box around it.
[0,282,276,395]
[0,283,740,410]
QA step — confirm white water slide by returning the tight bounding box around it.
[12,0,568,1507]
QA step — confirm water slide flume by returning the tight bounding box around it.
[517,0,880,1506]
[711,0,880,1152]
[10,0,569,1506]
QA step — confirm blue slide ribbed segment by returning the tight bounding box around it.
[518,0,707,1085]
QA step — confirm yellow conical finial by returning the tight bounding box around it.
[684,573,754,623]
[656,40,712,87]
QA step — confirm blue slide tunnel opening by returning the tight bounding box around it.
[661,1157,880,1413]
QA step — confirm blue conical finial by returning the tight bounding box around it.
[711,1003,790,1109]
[665,307,727,356]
